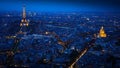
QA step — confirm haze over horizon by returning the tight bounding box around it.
[0,0,120,12]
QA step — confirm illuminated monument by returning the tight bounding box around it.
[20,6,29,27]
[98,26,107,38]
[19,6,29,33]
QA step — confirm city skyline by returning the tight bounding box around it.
[0,0,120,68]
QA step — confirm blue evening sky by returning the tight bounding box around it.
[0,0,119,12]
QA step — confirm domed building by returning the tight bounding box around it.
[98,26,107,38]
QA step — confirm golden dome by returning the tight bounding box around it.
[99,26,107,38]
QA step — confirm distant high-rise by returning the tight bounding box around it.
[20,6,29,27]
[98,26,107,38]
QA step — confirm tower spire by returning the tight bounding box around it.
[22,5,26,19]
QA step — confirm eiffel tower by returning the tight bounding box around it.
[20,6,29,27]
[19,6,29,33]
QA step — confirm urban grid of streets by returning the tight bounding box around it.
[0,8,120,68]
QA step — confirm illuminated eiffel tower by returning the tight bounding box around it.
[20,6,29,27]
[19,6,29,33]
